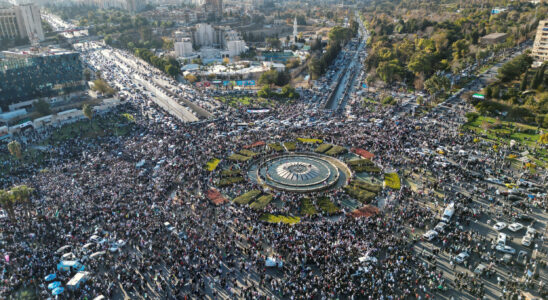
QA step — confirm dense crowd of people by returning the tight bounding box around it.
[0,82,547,300]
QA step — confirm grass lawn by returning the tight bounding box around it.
[249,194,273,210]
[300,198,317,215]
[47,114,134,144]
[463,116,547,167]
[318,197,340,214]
[233,190,261,205]
[204,158,221,171]
[284,141,296,151]
[259,213,300,224]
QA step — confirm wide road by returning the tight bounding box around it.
[326,12,368,111]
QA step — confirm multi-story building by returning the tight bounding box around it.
[176,23,246,58]
[175,37,194,57]
[0,4,44,42]
[0,49,85,111]
[532,20,548,66]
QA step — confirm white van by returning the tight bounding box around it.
[497,233,507,247]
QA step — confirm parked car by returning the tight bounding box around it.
[493,222,507,231]
[508,223,524,232]
[423,230,438,241]
[521,235,532,247]
[454,252,470,264]
[495,244,516,254]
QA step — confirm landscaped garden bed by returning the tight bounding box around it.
[297,138,323,144]
[317,197,340,214]
[347,159,381,173]
[239,149,258,158]
[344,180,380,204]
[384,173,401,189]
[259,213,300,224]
[221,168,242,177]
[315,143,333,153]
[249,194,273,210]
[228,153,252,162]
[219,176,244,187]
[268,143,285,152]
[284,141,296,151]
[233,190,261,205]
[300,198,317,215]
[204,158,221,171]
[325,145,348,156]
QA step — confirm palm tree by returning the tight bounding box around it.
[82,104,93,125]
[0,189,15,221]
[10,185,34,218]
[7,140,22,159]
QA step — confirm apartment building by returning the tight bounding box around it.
[532,20,548,66]
[0,4,44,41]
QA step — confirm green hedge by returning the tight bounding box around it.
[249,194,273,210]
[315,143,333,153]
[233,190,261,205]
[318,197,340,214]
[219,176,244,187]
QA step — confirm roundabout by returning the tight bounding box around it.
[249,153,350,193]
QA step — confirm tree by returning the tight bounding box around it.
[424,75,450,102]
[451,39,469,60]
[376,59,403,84]
[531,63,546,89]
[540,133,548,144]
[34,99,51,116]
[520,72,529,91]
[10,185,34,218]
[91,79,115,95]
[185,74,198,83]
[275,70,291,86]
[83,69,91,81]
[257,85,272,98]
[7,141,22,159]
[82,104,93,124]
[0,189,15,221]
[497,54,533,82]
[165,64,178,77]
[408,53,433,76]
[259,69,279,87]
